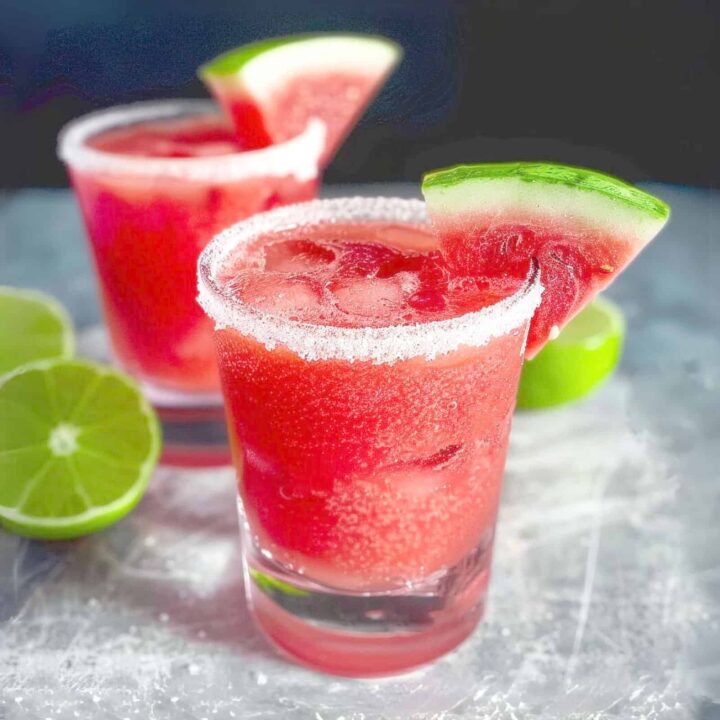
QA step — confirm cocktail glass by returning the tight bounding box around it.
[198,197,543,676]
[58,100,324,463]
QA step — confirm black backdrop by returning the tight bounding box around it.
[1,0,718,189]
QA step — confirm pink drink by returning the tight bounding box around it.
[59,101,324,399]
[198,198,542,676]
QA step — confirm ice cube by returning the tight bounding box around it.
[370,444,463,500]
[328,276,405,322]
[380,464,450,500]
[263,239,336,274]
[241,274,323,320]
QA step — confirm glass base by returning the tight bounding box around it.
[79,325,231,467]
[153,401,231,468]
[242,524,494,677]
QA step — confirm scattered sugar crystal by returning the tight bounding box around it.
[256,672,268,686]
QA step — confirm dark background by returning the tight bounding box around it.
[1,0,718,189]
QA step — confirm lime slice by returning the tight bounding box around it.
[0,286,75,375]
[0,359,161,539]
[516,297,625,409]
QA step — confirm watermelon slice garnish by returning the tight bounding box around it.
[422,162,670,357]
[199,34,402,162]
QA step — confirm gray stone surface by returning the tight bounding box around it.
[0,184,718,718]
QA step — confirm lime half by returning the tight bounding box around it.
[0,286,75,376]
[0,359,161,539]
[517,297,625,409]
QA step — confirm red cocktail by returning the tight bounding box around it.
[198,198,542,675]
[59,101,324,401]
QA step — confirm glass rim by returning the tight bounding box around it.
[57,99,325,183]
[198,197,544,364]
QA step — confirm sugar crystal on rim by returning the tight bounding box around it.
[197,197,543,364]
[58,100,325,183]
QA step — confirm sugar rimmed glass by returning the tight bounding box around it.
[198,197,542,676]
[59,100,325,463]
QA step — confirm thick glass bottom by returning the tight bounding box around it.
[241,522,494,677]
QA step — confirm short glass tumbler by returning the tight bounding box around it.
[58,100,324,401]
[198,197,542,676]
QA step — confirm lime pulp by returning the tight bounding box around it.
[0,359,161,540]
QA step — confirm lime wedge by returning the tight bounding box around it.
[517,297,625,409]
[0,359,161,540]
[0,286,75,375]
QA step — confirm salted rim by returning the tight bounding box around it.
[57,99,326,183]
[197,197,544,364]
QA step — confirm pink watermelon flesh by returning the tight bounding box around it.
[218,98,274,151]
[214,72,390,164]
[433,213,642,358]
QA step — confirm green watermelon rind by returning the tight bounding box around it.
[200,33,402,79]
[200,36,306,79]
[422,163,670,221]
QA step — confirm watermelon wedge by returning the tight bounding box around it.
[422,163,670,357]
[199,34,402,162]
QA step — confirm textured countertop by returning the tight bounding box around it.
[0,184,718,719]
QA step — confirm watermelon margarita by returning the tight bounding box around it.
[57,34,401,410]
[58,101,324,399]
[198,198,543,675]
